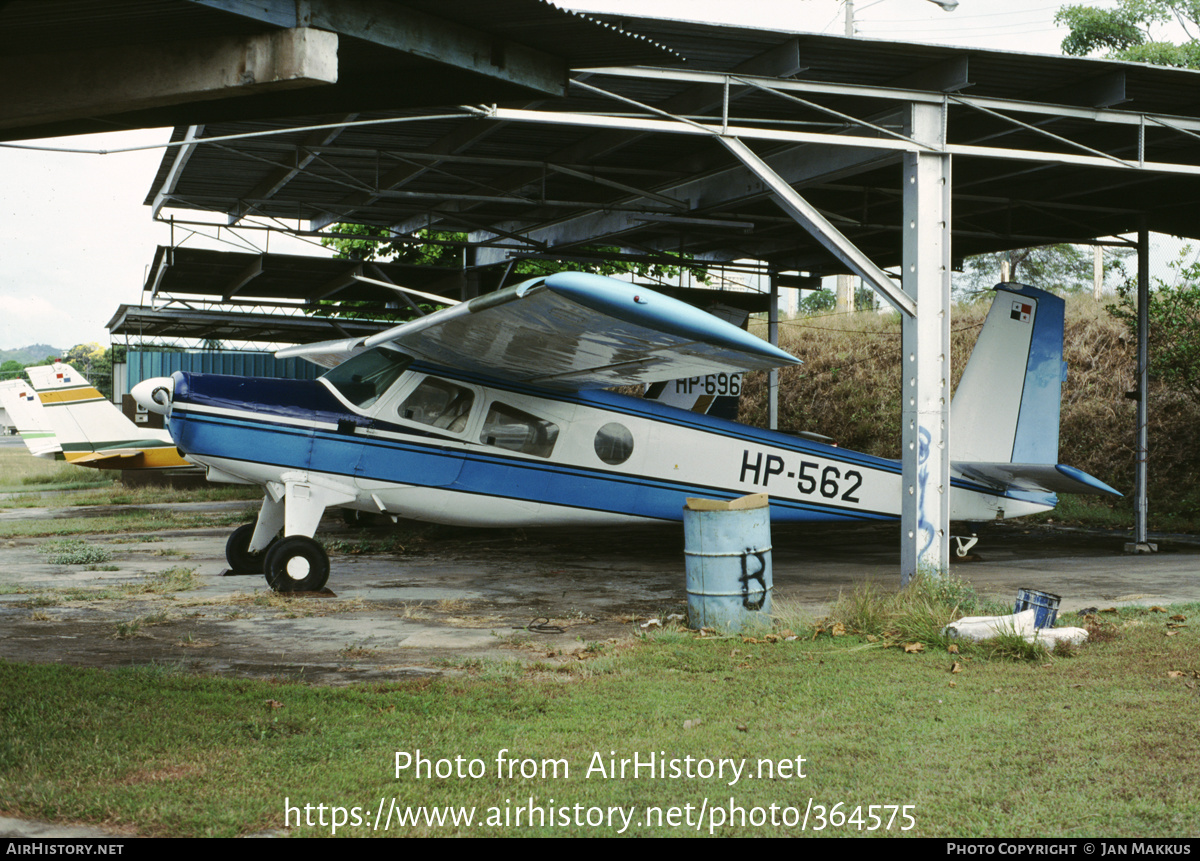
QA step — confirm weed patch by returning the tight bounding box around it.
[130,567,200,594]
[37,539,113,566]
[821,574,1000,650]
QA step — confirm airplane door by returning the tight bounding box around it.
[307,416,367,483]
[356,376,473,489]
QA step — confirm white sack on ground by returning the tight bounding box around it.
[942,608,1087,650]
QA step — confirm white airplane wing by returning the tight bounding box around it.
[279,272,799,388]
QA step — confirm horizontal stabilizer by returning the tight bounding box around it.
[955,462,1122,497]
[21,363,186,471]
[71,449,146,466]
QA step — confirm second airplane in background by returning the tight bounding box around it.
[23,363,193,472]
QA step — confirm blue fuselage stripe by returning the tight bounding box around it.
[172,407,896,523]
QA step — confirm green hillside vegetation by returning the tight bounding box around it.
[0,344,60,366]
[741,295,1200,531]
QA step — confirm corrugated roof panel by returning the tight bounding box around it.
[133,11,1200,279]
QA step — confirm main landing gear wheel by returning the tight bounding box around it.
[263,535,330,593]
[225,523,275,574]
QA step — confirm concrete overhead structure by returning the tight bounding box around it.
[0,0,673,140]
[7,3,1199,580]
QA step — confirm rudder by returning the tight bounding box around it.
[950,283,1067,465]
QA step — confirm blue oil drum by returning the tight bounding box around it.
[683,494,773,632]
[1013,588,1061,629]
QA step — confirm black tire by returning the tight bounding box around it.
[263,535,330,593]
[225,523,274,574]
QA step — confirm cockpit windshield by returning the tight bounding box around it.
[321,347,413,408]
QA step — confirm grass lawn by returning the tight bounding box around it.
[1,600,1197,838]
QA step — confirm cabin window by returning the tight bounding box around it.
[479,402,559,458]
[322,347,412,408]
[398,378,475,432]
[594,422,634,465]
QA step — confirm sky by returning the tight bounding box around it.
[0,0,1122,350]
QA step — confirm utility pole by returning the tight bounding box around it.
[836,274,855,312]
[845,0,960,38]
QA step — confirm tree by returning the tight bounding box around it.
[953,244,1129,301]
[1056,0,1200,67]
[797,288,837,315]
[64,342,105,368]
[60,343,113,401]
[1109,250,1200,404]
[853,283,879,312]
[320,224,466,267]
[318,222,708,317]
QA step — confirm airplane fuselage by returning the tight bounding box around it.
[164,357,1051,530]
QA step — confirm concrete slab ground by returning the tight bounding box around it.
[1,501,1198,687]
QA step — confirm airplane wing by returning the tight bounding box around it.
[278,272,799,389]
[954,462,1122,497]
[282,338,368,370]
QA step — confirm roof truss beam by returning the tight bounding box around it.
[399,40,809,234]
[579,65,1200,132]
[310,265,362,303]
[152,125,206,219]
[308,118,509,230]
[720,137,914,316]
[222,254,265,301]
[228,114,359,223]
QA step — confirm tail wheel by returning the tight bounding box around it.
[225,523,275,574]
[263,536,330,593]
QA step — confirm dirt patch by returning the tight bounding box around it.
[3,505,1200,683]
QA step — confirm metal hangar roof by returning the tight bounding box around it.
[143,16,1200,288]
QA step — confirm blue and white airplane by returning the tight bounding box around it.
[132,271,1120,592]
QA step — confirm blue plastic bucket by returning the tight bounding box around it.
[1013,589,1061,629]
[684,495,772,632]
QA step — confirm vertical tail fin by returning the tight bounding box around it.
[0,379,62,459]
[24,363,130,454]
[23,363,186,469]
[950,284,1120,498]
[950,283,1066,464]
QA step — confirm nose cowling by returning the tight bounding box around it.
[132,376,175,416]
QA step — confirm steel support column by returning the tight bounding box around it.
[769,273,780,430]
[900,101,953,584]
[1129,222,1154,552]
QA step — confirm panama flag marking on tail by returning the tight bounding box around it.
[1011,301,1033,323]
